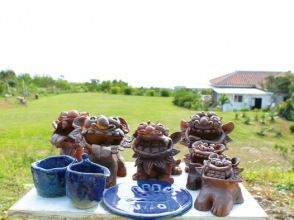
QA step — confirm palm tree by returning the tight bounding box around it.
[219,94,230,111]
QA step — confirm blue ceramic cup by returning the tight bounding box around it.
[31,155,76,197]
[66,153,110,209]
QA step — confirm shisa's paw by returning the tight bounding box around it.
[132,173,148,181]
[194,193,211,211]
[211,198,233,217]
[117,163,127,177]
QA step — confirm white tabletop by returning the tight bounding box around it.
[8,162,268,219]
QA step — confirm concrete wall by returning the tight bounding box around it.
[214,92,273,111]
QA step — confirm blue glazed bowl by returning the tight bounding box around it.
[31,155,76,197]
[66,153,110,209]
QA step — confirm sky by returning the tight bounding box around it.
[0,0,294,88]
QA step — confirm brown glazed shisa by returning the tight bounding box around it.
[180,112,234,148]
[186,141,226,190]
[194,153,244,217]
[51,110,89,160]
[132,122,182,183]
[70,115,132,187]
[181,111,234,173]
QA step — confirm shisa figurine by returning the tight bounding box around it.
[181,111,234,173]
[51,110,89,160]
[132,121,182,183]
[180,112,234,148]
[194,153,244,217]
[70,115,132,187]
[186,141,226,190]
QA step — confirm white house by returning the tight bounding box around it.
[210,71,287,111]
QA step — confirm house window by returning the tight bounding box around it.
[234,95,243,103]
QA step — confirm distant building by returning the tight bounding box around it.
[210,71,288,111]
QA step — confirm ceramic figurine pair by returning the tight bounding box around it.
[181,112,244,217]
[51,111,131,187]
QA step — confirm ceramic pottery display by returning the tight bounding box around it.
[180,111,234,148]
[51,110,89,160]
[195,153,244,217]
[70,115,132,187]
[132,121,182,184]
[103,180,192,219]
[31,155,76,197]
[66,153,110,209]
[186,141,226,190]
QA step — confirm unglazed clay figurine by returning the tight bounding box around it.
[132,121,182,184]
[180,112,234,148]
[70,115,132,187]
[51,110,89,160]
[195,153,244,217]
[186,141,226,190]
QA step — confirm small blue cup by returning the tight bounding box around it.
[31,155,76,197]
[66,153,110,209]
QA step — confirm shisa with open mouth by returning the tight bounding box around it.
[71,114,132,187]
[194,153,244,217]
[180,111,234,148]
[51,110,89,160]
[132,121,182,183]
[52,112,132,187]
[181,111,234,173]
[181,111,244,217]
[185,141,226,190]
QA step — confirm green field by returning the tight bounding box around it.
[0,93,293,218]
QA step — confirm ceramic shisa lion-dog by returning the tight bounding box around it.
[72,114,132,187]
[180,111,234,148]
[132,121,182,184]
[186,141,226,190]
[181,111,234,172]
[194,153,244,217]
[51,110,89,160]
[52,111,132,187]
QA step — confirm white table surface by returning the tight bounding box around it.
[8,162,268,219]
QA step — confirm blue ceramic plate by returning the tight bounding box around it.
[102,180,192,219]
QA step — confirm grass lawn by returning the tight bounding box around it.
[0,93,293,218]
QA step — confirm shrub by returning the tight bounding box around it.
[259,114,266,125]
[257,128,268,136]
[123,87,132,95]
[262,106,271,112]
[160,89,170,97]
[234,113,239,120]
[173,89,203,110]
[274,144,288,158]
[110,86,120,94]
[278,97,294,121]
[270,128,283,137]
[243,117,251,125]
[269,110,278,123]
[290,124,294,134]
[133,88,145,96]
[146,90,155,96]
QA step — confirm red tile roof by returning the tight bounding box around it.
[210,71,284,88]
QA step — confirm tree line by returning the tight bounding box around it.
[0,70,173,97]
